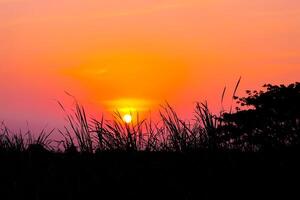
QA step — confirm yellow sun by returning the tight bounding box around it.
[123,114,132,124]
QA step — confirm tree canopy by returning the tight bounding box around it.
[221,82,300,151]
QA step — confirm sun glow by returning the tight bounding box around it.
[123,114,132,124]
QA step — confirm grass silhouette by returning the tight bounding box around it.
[0,82,299,199]
[1,82,299,153]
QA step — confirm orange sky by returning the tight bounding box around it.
[1,0,300,130]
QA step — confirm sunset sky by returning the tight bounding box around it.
[1,0,300,131]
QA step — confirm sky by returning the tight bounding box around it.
[1,0,300,131]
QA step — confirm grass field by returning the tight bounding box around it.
[0,82,299,199]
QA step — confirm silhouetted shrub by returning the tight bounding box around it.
[222,82,300,151]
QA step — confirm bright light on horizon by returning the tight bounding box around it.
[123,114,132,124]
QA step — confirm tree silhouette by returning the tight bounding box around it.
[221,82,300,151]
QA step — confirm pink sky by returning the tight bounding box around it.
[1,0,300,132]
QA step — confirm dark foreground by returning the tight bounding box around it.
[0,150,299,200]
